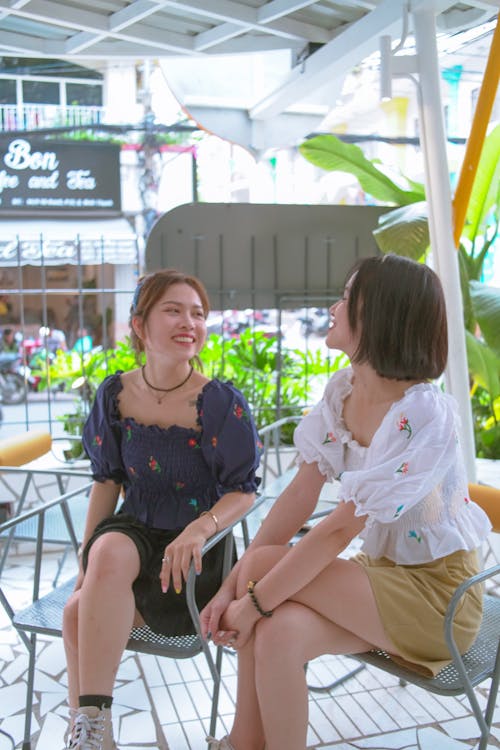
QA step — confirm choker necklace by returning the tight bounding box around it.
[141,365,194,404]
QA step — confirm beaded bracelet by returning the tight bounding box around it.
[247,580,273,618]
[200,510,219,534]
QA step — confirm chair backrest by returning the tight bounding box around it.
[468,483,500,533]
[258,415,302,486]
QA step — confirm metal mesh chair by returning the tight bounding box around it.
[1,487,266,750]
[352,483,500,750]
[0,465,92,585]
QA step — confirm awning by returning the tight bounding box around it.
[0,217,139,266]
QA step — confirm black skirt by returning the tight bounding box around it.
[81,512,236,637]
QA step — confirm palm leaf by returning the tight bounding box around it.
[299,135,425,205]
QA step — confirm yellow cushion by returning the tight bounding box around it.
[0,431,52,467]
[468,482,500,533]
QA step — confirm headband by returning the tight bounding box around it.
[131,280,144,311]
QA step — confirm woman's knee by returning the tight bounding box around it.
[85,532,140,582]
[254,602,307,665]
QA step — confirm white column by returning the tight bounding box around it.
[412,4,476,480]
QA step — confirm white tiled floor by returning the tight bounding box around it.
[1,460,499,750]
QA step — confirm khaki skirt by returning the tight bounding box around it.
[353,548,483,676]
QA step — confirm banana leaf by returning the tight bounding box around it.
[466,330,500,401]
[463,124,500,243]
[299,134,425,206]
[372,201,429,259]
[469,280,500,356]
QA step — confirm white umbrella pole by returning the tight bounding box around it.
[412,4,476,480]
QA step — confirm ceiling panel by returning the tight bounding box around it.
[0,1,497,151]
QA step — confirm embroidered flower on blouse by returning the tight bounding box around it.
[175,481,185,490]
[188,437,199,449]
[393,504,404,518]
[211,436,218,448]
[188,498,199,511]
[233,403,249,420]
[408,530,422,543]
[92,435,103,447]
[464,497,470,505]
[125,425,132,442]
[396,461,409,475]
[148,456,161,473]
[398,416,412,439]
[322,431,337,445]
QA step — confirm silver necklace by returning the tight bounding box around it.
[141,365,193,404]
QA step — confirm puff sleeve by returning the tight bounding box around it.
[82,373,127,485]
[338,384,462,523]
[294,368,360,481]
[199,380,262,496]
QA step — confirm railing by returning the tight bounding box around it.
[0,104,104,132]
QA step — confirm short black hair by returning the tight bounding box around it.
[347,254,448,380]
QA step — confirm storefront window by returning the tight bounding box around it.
[0,78,16,104]
[22,79,59,104]
[66,82,102,107]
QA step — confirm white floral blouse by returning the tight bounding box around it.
[294,367,492,565]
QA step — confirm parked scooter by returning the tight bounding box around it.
[298,307,331,337]
[16,361,42,394]
[0,352,27,404]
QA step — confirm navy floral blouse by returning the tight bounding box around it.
[82,373,262,531]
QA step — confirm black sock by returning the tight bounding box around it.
[79,694,113,709]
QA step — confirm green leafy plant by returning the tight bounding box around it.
[299,127,500,457]
[38,332,348,456]
[201,329,347,431]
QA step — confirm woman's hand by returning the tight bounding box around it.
[159,520,208,594]
[218,595,260,649]
[199,579,237,641]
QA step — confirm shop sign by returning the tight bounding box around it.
[0,237,138,266]
[0,139,121,213]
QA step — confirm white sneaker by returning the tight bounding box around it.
[68,706,117,750]
[205,736,235,750]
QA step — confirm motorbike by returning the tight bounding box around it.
[16,361,42,394]
[0,352,28,404]
[298,307,331,337]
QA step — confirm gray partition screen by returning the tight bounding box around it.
[145,203,389,310]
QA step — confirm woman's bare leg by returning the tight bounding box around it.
[227,634,265,750]
[63,532,142,699]
[224,547,289,750]
[253,600,372,750]
[253,557,398,750]
[62,590,82,709]
[225,548,399,750]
